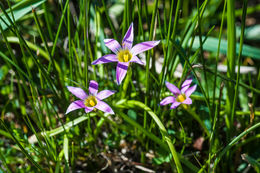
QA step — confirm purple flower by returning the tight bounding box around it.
[92,22,160,85]
[160,79,197,109]
[66,80,115,114]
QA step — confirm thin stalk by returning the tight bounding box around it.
[67,4,73,82]
[83,0,90,86]
[196,0,209,105]
[231,0,248,126]
[208,83,224,172]
[121,67,132,99]
[43,2,54,40]
[226,0,236,130]
[213,0,226,113]
[213,121,260,170]
[51,0,70,56]
[159,0,175,86]
[125,100,183,173]
[32,8,54,71]
[101,0,117,40]
[0,119,44,171]
[144,0,159,129]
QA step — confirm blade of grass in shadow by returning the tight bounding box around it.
[101,0,117,40]
[0,119,44,171]
[0,9,60,101]
[42,2,53,40]
[32,8,54,72]
[114,108,199,172]
[51,0,70,56]
[226,0,236,132]
[144,0,158,130]
[83,0,90,86]
[196,0,209,105]
[121,100,184,173]
[213,0,226,114]
[213,121,260,170]
[0,149,11,173]
[0,0,46,30]
[231,0,248,124]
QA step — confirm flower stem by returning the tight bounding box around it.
[125,100,183,173]
[121,66,132,99]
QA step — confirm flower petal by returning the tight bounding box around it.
[122,22,133,50]
[67,86,88,100]
[65,100,85,114]
[85,107,94,113]
[182,98,192,105]
[181,78,193,93]
[185,85,197,98]
[104,39,121,54]
[165,81,181,96]
[181,85,190,94]
[182,78,193,88]
[116,62,129,85]
[92,54,118,65]
[95,100,114,114]
[89,80,99,95]
[96,90,116,100]
[160,96,175,106]
[130,56,144,65]
[170,102,181,109]
[130,40,160,56]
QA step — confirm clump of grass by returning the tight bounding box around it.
[0,0,260,172]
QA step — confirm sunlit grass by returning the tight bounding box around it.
[0,0,260,172]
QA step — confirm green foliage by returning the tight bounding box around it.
[0,0,260,172]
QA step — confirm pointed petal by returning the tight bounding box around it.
[130,40,160,56]
[92,54,118,65]
[165,81,181,96]
[96,90,116,100]
[170,102,181,109]
[182,78,193,88]
[67,86,88,100]
[182,98,192,105]
[185,85,197,98]
[160,96,175,106]
[95,100,114,114]
[130,56,144,65]
[104,39,121,54]
[122,22,133,49]
[85,107,94,113]
[89,80,99,95]
[65,100,85,114]
[181,78,193,93]
[116,62,129,85]
[181,85,190,93]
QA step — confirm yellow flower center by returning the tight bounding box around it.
[176,94,186,103]
[117,49,132,62]
[84,96,98,107]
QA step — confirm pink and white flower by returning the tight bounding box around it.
[92,22,160,85]
[66,80,115,114]
[160,79,197,109]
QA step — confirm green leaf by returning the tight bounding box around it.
[127,109,137,121]
[241,154,260,172]
[191,36,260,59]
[0,0,46,30]
[237,24,260,41]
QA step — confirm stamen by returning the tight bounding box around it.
[84,96,98,107]
[124,54,129,62]
[118,49,132,62]
[176,94,186,103]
